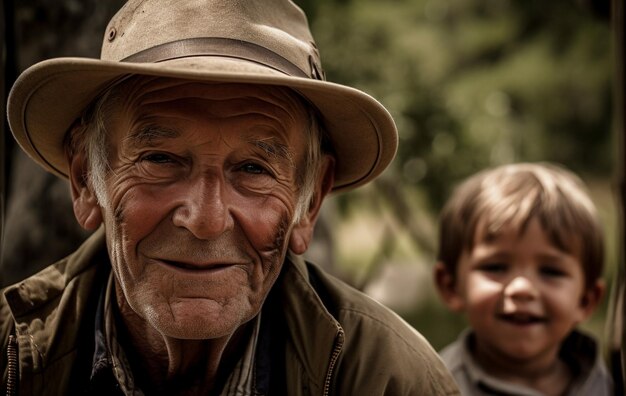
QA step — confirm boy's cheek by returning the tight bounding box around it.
[466,274,502,301]
[573,280,605,322]
[447,292,467,312]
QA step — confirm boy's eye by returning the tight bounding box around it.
[477,263,507,273]
[540,266,567,277]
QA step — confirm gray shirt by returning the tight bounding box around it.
[439,329,613,396]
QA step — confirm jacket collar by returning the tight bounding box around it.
[270,253,344,391]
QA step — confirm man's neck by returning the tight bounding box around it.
[113,287,253,395]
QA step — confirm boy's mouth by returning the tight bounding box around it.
[497,313,546,325]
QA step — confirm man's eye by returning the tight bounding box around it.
[240,163,267,175]
[143,153,174,164]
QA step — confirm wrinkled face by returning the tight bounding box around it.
[93,78,313,340]
[452,218,591,365]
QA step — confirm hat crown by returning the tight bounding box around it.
[102,0,324,79]
[8,0,397,192]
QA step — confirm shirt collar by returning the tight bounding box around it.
[457,329,545,396]
[456,329,603,396]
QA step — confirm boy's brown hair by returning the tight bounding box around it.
[437,162,604,289]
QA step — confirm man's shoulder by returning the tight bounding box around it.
[0,228,108,355]
[288,258,459,395]
[1,228,107,317]
[288,261,430,348]
[0,229,110,394]
[303,259,428,343]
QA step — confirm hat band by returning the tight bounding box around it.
[121,37,310,78]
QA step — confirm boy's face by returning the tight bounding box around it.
[435,217,603,366]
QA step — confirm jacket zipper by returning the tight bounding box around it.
[322,326,344,396]
[6,335,18,396]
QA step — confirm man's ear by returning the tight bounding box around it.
[289,155,335,255]
[577,279,606,322]
[69,152,103,230]
[434,261,465,312]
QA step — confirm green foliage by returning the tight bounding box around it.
[296,0,614,349]
[299,0,612,211]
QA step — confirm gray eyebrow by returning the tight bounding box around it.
[249,136,294,165]
[127,125,181,147]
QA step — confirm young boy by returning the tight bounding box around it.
[434,162,613,395]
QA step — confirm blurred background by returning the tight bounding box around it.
[300,0,615,353]
[1,0,616,364]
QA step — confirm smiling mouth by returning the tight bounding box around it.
[160,259,234,272]
[497,313,547,325]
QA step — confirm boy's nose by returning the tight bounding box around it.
[502,276,539,310]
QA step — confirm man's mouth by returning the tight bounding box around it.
[160,259,234,272]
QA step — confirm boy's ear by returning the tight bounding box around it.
[577,279,605,322]
[69,152,103,230]
[434,261,465,312]
[289,155,335,255]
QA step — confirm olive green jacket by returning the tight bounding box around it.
[1,228,459,395]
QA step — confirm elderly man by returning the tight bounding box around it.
[0,0,459,395]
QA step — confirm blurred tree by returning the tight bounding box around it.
[1,0,125,287]
[296,0,612,348]
[304,0,611,213]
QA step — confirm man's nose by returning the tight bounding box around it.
[171,175,233,240]
[502,275,539,310]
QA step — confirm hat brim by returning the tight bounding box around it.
[7,56,397,192]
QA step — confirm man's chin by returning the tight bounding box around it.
[151,316,237,340]
[148,299,253,339]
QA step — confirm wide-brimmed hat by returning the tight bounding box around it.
[7,0,397,192]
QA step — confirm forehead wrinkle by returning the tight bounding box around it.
[125,124,181,148]
[125,78,304,122]
[114,78,308,150]
[133,98,297,132]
